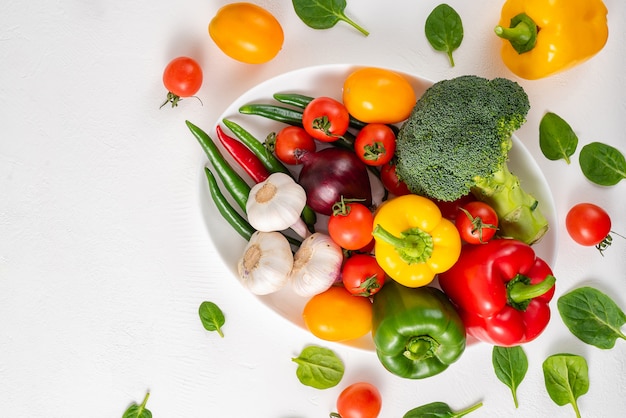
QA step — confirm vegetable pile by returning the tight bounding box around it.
[189,66,564,381]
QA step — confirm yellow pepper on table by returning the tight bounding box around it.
[371,194,461,288]
[494,0,609,80]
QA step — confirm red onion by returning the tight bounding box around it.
[298,147,372,216]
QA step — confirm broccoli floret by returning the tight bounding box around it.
[395,75,548,244]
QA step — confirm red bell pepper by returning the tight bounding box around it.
[438,238,556,346]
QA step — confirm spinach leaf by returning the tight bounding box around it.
[542,354,589,418]
[403,401,482,418]
[557,286,626,349]
[292,0,369,36]
[579,141,626,186]
[539,112,578,164]
[492,345,528,408]
[122,392,152,418]
[291,345,344,389]
[424,4,464,67]
[198,301,225,337]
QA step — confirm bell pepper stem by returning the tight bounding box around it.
[403,335,439,361]
[507,274,556,310]
[372,224,434,264]
[494,13,538,54]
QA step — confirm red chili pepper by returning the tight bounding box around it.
[438,238,556,346]
[215,124,270,183]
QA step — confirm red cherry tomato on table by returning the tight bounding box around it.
[380,162,411,196]
[354,123,396,166]
[302,97,350,142]
[332,382,382,418]
[328,200,374,250]
[342,254,386,297]
[272,126,316,165]
[161,56,203,108]
[566,203,611,246]
[455,201,499,244]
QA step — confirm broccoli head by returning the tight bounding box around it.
[395,75,529,201]
[395,75,548,244]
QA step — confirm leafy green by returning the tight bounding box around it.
[542,354,589,418]
[492,345,528,408]
[424,4,464,67]
[403,401,483,418]
[557,286,626,349]
[292,0,369,36]
[122,392,152,418]
[198,301,225,337]
[579,142,626,186]
[539,112,578,164]
[291,345,344,389]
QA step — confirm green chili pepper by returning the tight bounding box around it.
[186,120,250,212]
[204,167,254,240]
[372,281,466,379]
[239,103,304,126]
[272,92,315,108]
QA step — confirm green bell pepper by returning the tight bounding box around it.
[372,281,466,379]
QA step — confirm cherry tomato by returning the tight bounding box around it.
[342,254,386,297]
[328,201,374,250]
[302,286,373,342]
[354,124,396,166]
[273,126,316,165]
[302,97,350,142]
[566,203,611,246]
[380,162,411,196]
[455,201,499,244]
[161,57,203,108]
[209,3,284,64]
[343,67,416,124]
[334,382,382,418]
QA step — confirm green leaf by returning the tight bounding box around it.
[542,354,589,418]
[492,345,528,408]
[539,112,578,164]
[557,286,626,349]
[122,392,152,418]
[198,301,225,337]
[579,142,626,186]
[292,0,369,36]
[403,401,483,418]
[424,4,464,67]
[291,345,344,389]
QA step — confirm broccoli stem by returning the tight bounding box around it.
[471,161,548,245]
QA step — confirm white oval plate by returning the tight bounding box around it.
[198,64,558,351]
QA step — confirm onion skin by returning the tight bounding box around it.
[298,147,372,216]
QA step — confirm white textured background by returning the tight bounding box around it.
[1,0,625,417]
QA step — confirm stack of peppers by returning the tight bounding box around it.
[370,194,557,379]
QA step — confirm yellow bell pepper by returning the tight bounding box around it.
[372,195,461,288]
[494,0,609,80]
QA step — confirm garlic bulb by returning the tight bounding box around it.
[246,172,309,238]
[289,233,344,297]
[237,231,293,295]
